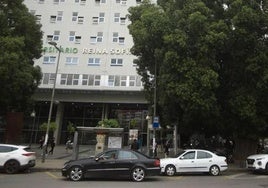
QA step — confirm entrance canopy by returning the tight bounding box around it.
[72,126,124,160]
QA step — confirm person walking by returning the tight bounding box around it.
[164,139,171,158]
[131,139,139,151]
[48,137,56,155]
[39,136,44,149]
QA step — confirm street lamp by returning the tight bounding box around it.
[29,110,36,147]
[42,41,61,163]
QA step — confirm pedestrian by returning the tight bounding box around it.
[66,138,73,152]
[48,137,56,155]
[131,139,139,151]
[39,136,44,149]
[164,139,171,158]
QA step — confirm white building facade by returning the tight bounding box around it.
[23,0,151,145]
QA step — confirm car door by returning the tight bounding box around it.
[114,150,138,176]
[194,151,213,172]
[177,151,196,172]
[85,150,117,177]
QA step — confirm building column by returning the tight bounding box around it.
[54,102,64,144]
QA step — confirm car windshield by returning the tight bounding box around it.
[174,150,186,158]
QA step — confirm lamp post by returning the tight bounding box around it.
[42,41,61,163]
[152,60,157,157]
[29,110,36,147]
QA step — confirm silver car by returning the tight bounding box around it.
[160,149,228,176]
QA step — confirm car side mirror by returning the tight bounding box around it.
[180,157,184,160]
[95,157,100,161]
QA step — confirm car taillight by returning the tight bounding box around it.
[154,159,160,167]
[22,152,35,157]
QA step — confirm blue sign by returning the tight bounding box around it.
[153,122,159,128]
[153,116,159,128]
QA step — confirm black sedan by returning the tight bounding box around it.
[62,148,161,182]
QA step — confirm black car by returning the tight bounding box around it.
[62,148,161,182]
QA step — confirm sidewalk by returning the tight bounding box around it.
[31,144,247,173]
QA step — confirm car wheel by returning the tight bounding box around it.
[4,160,20,174]
[165,164,176,176]
[209,165,220,176]
[131,166,145,182]
[69,166,84,181]
[265,163,268,174]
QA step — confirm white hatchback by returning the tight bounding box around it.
[0,144,36,174]
[160,149,228,176]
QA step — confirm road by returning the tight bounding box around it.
[1,171,268,188]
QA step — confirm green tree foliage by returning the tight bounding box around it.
[98,119,120,128]
[40,122,57,132]
[0,0,43,113]
[128,0,268,139]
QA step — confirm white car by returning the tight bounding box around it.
[0,144,36,174]
[246,153,268,173]
[160,149,228,176]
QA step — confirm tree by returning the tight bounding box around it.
[128,0,268,155]
[98,119,119,128]
[0,0,43,113]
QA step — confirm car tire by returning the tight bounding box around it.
[131,166,145,182]
[165,164,176,176]
[69,166,84,181]
[209,165,220,176]
[265,163,268,174]
[4,160,20,174]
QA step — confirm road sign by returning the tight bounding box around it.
[153,116,159,128]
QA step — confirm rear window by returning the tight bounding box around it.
[0,146,18,153]
[23,147,34,152]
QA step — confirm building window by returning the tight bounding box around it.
[88,58,100,66]
[35,15,41,24]
[54,0,65,3]
[60,74,79,85]
[111,58,123,66]
[43,56,56,64]
[119,37,125,44]
[120,76,127,86]
[72,12,78,22]
[50,15,56,23]
[120,17,126,24]
[90,32,103,43]
[78,16,84,24]
[82,75,101,86]
[121,0,127,5]
[113,32,118,42]
[47,31,60,42]
[136,0,141,4]
[42,73,56,85]
[66,57,78,65]
[75,0,86,4]
[38,0,45,4]
[99,12,105,23]
[75,36,81,44]
[57,11,63,21]
[112,33,124,44]
[129,76,142,87]
[92,13,105,24]
[69,31,75,41]
[95,0,106,4]
[114,13,120,22]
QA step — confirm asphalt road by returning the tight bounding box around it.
[1,171,268,188]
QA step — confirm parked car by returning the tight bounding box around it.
[0,144,36,174]
[246,151,268,173]
[62,148,161,182]
[160,149,228,176]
